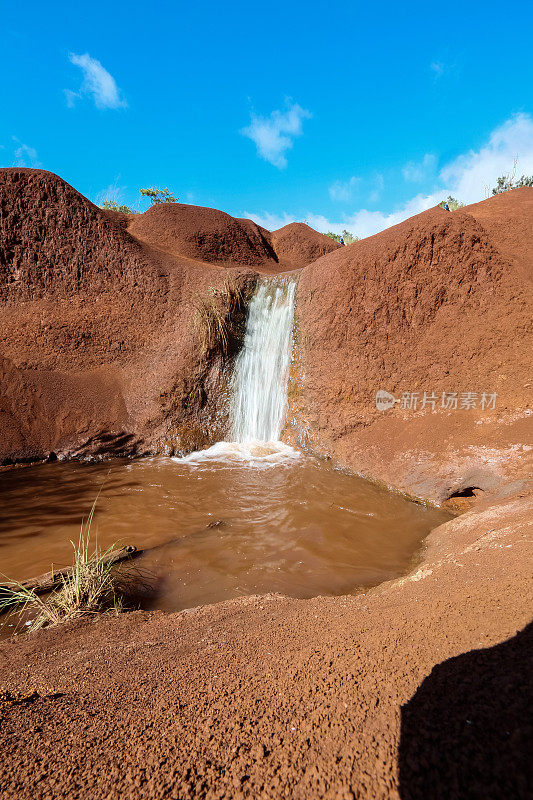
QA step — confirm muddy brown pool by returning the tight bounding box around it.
[0,448,451,623]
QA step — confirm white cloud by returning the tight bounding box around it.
[12,137,41,167]
[329,176,360,202]
[245,210,298,231]
[244,113,533,240]
[67,53,127,109]
[340,192,443,239]
[64,89,79,108]
[439,112,533,203]
[402,153,437,183]
[241,102,311,168]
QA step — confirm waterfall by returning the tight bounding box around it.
[175,277,298,464]
[230,279,296,443]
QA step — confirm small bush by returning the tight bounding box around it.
[140,187,178,204]
[326,229,359,244]
[439,196,464,210]
[491,174,533,195]
[101,200,136,214]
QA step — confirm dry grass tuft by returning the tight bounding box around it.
[0,496,146,633]
[193,278,244,359]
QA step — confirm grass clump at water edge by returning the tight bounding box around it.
[0,495,144,633]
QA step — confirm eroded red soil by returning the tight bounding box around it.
[292,189,533,503]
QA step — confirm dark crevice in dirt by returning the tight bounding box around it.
[447,486,480,499]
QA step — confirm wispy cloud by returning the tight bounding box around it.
[430,61,445,79]
[329,176,360,202]
[329,173,384,204]
[241,101,311,168]
[244,210,298,231]
[402,153,437,183]
[95,177,127,207]
[12,137,41,167]
[67,53,127,110]
[368,173,384,203]
[245,113,533,239]
[430,59,460,81]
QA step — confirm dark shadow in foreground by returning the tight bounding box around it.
[399,622,532,800]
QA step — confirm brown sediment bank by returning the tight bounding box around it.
[0,170,531,798]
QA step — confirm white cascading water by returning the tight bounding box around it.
[230,279,296,443]
[176,277,298,464]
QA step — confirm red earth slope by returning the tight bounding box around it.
[270,222,340,270]
[127,203,279,270]
[0,169,164,298]
[291,190,533,502]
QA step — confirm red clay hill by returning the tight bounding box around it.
[270,221,340,270]
[125,205,339,272]
[127,202,279,270]
[290,188,533,504]
[0,168,336,464]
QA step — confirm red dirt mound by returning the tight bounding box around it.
[290,190,533,503]
[127,202,279,269]
[0,169,256,463]
[270,222,340,270]
[0,169,165,298]
[464,186,533,280]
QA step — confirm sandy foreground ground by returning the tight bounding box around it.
[1,487,531,799]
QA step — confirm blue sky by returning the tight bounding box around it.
[1,0,532,237]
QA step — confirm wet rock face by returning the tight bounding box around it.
[292,190,533,502]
